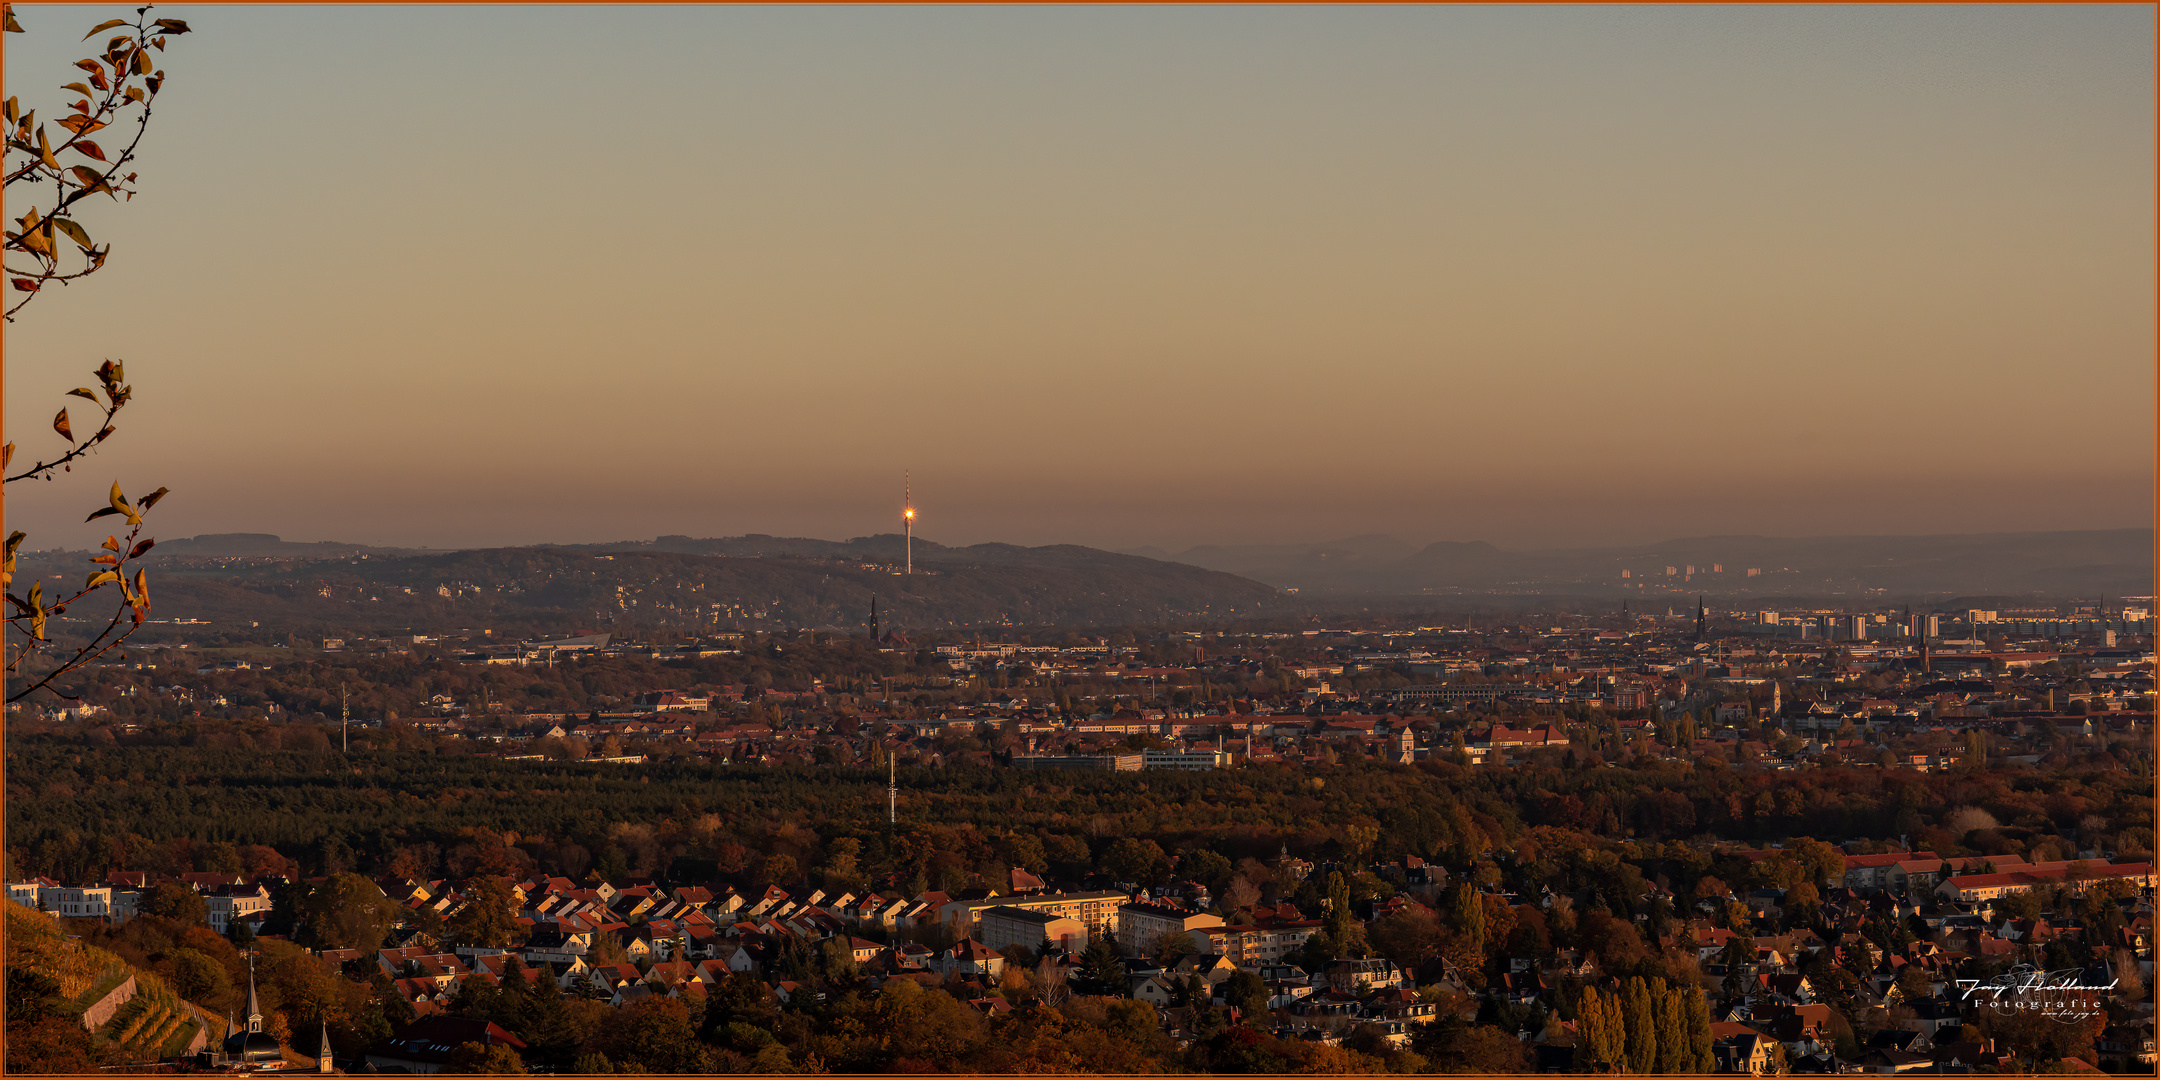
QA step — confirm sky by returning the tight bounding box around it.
[3,5,2154,553]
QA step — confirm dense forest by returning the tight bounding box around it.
[9,727,2150,898]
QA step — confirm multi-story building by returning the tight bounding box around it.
[1390,684,1508,706]
[46,886,113,919]
[1936,861,2154,903]
[940,890,1127,940]
[1011,754,1143,772]
[205,883,274,934]
[976,906,1089,954]
[1190,919,1324,967]
[1116,901,1223,957]
[1141,750,1230,771]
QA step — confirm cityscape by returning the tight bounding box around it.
[3,4,2155,1078]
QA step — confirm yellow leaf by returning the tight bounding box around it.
[81,18,128,41]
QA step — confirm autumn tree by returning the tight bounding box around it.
[138,878,206,924]
[295,873,401,953]
[1575,986,1625,1071]
[445,875,520,949]
[2,5,189,702]
[1368,902,1444,971]
[1621,975,1658,1075]
[1654,980,1690,1073]
[444,1041,528,1075]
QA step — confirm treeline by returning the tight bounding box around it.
[9,731,2152,898]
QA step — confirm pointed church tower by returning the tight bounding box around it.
[1695,597,1708,643]
[246,967,263,1034]
[318,1018,335,1074]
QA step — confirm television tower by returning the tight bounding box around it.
[889,753,897,825]
[902,472,915,575]
[340,684,349,752]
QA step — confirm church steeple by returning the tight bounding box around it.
[245,953,262,1034]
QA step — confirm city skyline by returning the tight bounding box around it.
[2,5,2152,552]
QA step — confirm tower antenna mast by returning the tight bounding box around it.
[903,472,915,576]
[889,752,897,825]
[341,684,349,752]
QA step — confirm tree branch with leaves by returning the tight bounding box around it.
[2,3,188,703]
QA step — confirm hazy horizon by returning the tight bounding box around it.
[5,5,2153,553]
[91,520,2158,560]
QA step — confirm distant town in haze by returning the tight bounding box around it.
[4,517,2155,1074]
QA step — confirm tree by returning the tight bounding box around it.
[1033,953,1070,1010]
[445,876,519,949]
[4,1016,102,1074]
[1690,982,1717,1071]
[1446,884,1486,957]
[1720,936,1752,1007]
[3,7,191,702]
[443,1041,527,1074]
[1423,1022,1531,1073]
[5,968,62,1025]
[1575,986,1625,1071]
[163,946,231,1004]
[1655,981,1690,1073]
[591,997,707,1073]
[1222,969,1268,1022]
[1102,837,1166,886]
[1325,871,1354,941]
[1072,937,1127,998]
[518,971,578,1069]
[820,836,863,891]
[1369,902,1444,971]
[296,873,402,952]
[871,977,986,1068]
[139,879,207,924]
[1621,975,1658,1075]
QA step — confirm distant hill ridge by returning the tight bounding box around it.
[74,533,1281,635]
[1135,527,2155,597]
[30,527,2147,640]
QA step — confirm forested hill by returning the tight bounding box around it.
[33,541,1281,637]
